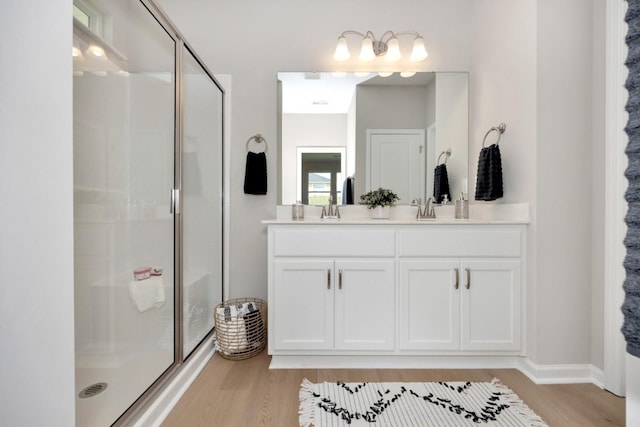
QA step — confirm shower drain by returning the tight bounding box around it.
[79,382,108,398]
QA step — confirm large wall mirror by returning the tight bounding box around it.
[277,71,469,206]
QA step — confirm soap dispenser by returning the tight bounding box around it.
[292,200,304,220]
[455,193,469,219]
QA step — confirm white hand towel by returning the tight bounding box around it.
[129,276,165,313]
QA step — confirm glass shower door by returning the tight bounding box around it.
[73,1,176,425]
[182,48,224,358]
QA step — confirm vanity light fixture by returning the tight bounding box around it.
[378,72,394,77]
[333,31,429,63]
[400,71,416,78]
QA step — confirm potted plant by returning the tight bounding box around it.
[359,187,400,219]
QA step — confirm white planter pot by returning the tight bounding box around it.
[370,206,390,219]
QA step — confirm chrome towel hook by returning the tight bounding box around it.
[482,123,506,147]
[437,148,452,165]
[246,133,268,153]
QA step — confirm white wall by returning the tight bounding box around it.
[535,0,595,365]
[590,0,606,372]
[629,355,640,426]
[0,2,76,426]
[470,0,601,367]
[470,0,539,359]
[435,73,469,199]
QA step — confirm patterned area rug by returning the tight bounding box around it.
[299,378,547,427]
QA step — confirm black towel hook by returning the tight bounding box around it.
[246,133,268,153]
[482,123,506,147]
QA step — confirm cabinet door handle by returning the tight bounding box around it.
[339,269,343,290]
[465,268,471,289]
[454,268,459,289]
[327,269,331,289]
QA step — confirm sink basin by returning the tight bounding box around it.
[433,204,455,219]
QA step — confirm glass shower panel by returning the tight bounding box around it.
[73,1,176,425]
[182,48,224,358]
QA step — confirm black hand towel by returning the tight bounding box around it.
[433,164,450,203]
[243,151,267,195]
[474,144,504,201]
[342,177,354,205]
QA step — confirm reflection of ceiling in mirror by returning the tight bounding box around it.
[279,72,435,114]
[280,72,368,114]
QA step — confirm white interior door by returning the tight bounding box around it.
[366,129,425,204]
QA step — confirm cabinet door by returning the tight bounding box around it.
[399,260,460,350]
[272,259,334,350]
[460,260,521,351]
[334,260,395,350]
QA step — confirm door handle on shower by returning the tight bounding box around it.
[170,188,180,214]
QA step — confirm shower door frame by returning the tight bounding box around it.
[103,0,225,424]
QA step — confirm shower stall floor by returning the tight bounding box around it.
[75,348,173,427]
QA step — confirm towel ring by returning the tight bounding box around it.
[437,148,452,165]
[482,123,506,147]
[246,133,268,153]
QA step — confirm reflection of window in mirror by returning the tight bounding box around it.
[296,147,346,205]
[73,0,109,41]
[301,152,343,205]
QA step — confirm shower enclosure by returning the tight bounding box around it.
[73,0,223,425]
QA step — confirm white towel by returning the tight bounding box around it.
[129,276,165,312]
[216,316,248,354]
[215,302,259,354]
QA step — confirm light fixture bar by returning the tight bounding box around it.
[332,30,428,63]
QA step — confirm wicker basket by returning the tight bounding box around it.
[214,297,267,360]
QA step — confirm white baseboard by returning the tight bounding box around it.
[269,355,523,370]
[133,335,216,427]
[518,358,604,387]
[271,355,604,387]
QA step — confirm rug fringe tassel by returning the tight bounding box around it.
[490,378,549,427]
[299,378,316,427]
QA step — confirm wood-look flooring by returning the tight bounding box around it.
[162,350,625,427]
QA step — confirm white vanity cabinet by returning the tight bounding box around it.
[268,226,396,353]
[399,259,521,351]
[266,221,527,366]
[272,259,395,351]
[398,227,524,353]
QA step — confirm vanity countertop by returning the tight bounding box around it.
[261,218,528,225]
[264,203,530,225]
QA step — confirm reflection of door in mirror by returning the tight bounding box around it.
[366,129,426,205]
[297,147,346,205]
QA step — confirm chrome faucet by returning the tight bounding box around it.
[321,195,340,219]
[416,197,436,220]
